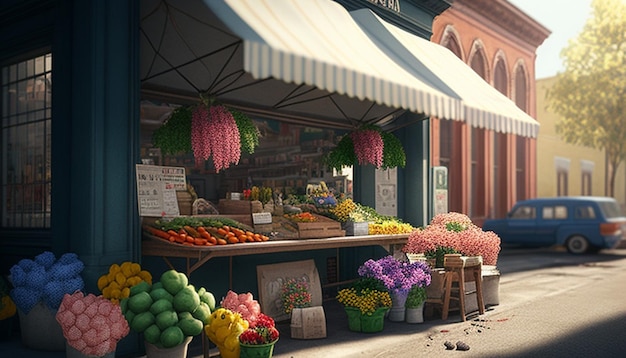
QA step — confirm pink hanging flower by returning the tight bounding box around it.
[350,129,383,168]
[191,103,241,172]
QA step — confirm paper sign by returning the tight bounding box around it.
[135,164,186,217]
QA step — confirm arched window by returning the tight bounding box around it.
[494,60,508,95]
[470,51,487,79]
[514,66,527,111]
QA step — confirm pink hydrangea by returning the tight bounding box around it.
[56,292,129,356]
[220,290,261,326]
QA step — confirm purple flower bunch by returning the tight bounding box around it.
[357,256,431,295]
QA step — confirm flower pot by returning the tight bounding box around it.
[344,307,388,333]
[405,303,425,324]
[18,302,65,351]
[343,221,369,236]
[388,291,408,322]
[144,336,192,358]
[66,342,116,358]
[239,339,278,358]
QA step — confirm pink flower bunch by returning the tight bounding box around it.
[350,129,383,168]
[220,290,261,326]
[403,212,501,265]
[56,291,129,356]
[191,103,241,172]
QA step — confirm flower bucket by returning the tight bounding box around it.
[66,342,116,358]
[405,303,425,324]
[144,336,192,358]
[18,302,65,351]
[239,339,278,358]
[388,291,408,322]
[344,307,388,333]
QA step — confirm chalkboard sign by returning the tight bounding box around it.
[135,164,187,217]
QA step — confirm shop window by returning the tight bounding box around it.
[1,53,52,228]
[557,169,568,196]
[581,171,592,195]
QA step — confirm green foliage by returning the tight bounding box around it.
[380,130,406,169]
[324,133,356,172]
[350,277,388,293]
[230,108,260,155]
[547,0,626,195]
[152,106,193,155]
[405,285,427,309]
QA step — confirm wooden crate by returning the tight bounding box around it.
[293,213,345,239]
[218,199,252,215]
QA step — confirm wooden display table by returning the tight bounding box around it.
[142,234,409,285]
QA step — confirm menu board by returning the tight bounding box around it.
[135,164,187,217]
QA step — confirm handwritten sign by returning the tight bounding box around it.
[135,164,187,217]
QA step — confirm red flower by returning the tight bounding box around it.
[239,313,279,345]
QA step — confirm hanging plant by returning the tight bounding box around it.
[324,133,356,172]
[350,127,384,168]
[324,125,406,171]
[379,130,406,169]
[230,108,260,155]
[151,106,193,155]
[191,101,241,172]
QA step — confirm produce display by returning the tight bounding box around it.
[120,269,216,348]
[143,216,269,247]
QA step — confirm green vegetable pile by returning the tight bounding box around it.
[121,269,216,348]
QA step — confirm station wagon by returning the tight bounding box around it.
[482,197,626,254]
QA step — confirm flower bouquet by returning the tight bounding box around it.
[56,291,129,357]
[239,313,280,358]
[280,278,312,315]
[402,212,501,266]
[336,277,392,333]
[9,251,85,351]
[357,256,431,296]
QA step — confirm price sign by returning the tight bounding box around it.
[136,164,186,217]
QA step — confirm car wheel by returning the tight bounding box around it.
[566,235,589,254]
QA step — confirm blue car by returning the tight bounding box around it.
[482,196,626,254]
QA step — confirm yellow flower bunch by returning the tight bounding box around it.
[97,261,152,304]
[336,287,392,315]
[369,221,415,235]
[330,198,357,222]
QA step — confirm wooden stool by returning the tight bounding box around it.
[441,254,485,321]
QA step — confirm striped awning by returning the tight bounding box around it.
[140,0,538,136]
[350,9,539,138]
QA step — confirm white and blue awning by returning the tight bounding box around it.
[140,0,538,137]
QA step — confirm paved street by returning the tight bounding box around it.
[2,246,626,358]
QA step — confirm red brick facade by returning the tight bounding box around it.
[430,0,549,223]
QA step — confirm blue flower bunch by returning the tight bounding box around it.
[357,255,431,295]
[10,251,84,313]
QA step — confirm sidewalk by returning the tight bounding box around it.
[3,252,626,358]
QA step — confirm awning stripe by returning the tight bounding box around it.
[208,0,464,122]
[350,9,539,138]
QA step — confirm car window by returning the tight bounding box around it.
[597,201,625,218]
[574,205,596,219]
[510,205,535,219]
[542,205,567,220]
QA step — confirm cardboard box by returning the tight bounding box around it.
[290,306,327,339]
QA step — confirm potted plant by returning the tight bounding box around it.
[120,269,215,358]
[404,285,428,324]
[9,251,85,351]
[238,313,280,358]
[336,277,392,333]
[357,255,431,322]
[56,291,129,358]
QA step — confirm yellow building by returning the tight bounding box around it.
[536,76,626,207]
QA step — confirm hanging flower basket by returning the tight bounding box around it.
[151,96,259,173]
[325,125,406,171]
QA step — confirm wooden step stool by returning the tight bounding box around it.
[440,254,485,321]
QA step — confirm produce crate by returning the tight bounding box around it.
[218,199,252,214]
[290,306,327,339]
[292,213,345,239]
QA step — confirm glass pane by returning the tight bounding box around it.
[1,52,52,228]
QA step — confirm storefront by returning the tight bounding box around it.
[0,0,538,354]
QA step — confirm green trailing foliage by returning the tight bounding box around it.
[152,106,193,155]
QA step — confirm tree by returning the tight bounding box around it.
[547,0,626,197]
